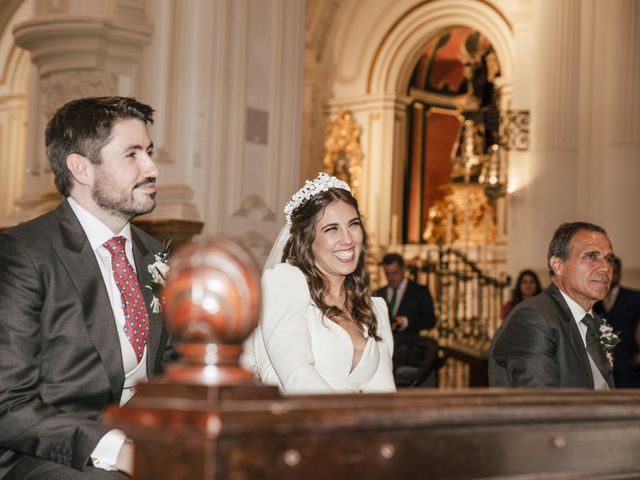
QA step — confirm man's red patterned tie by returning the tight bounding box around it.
[104,236,149,363]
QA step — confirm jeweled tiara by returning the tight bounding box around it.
[284,172,352,224]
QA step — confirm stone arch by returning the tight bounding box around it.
[368,0,514,96]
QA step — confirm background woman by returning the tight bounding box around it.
[253,173,395,393]
[502,269,543,320]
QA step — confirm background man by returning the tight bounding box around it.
[489,221,615,389]
[375,253,439,387]
[375,253,436,336]
[595,257,640,388]
[0,97,174,479]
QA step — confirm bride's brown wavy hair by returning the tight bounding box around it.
[281,188,381,340]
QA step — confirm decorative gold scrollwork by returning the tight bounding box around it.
[423,184,496,246]
[424,118,501,246]
[500,110,530,151]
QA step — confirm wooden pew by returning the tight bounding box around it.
[109,237,640,479]
[108,386,640,479]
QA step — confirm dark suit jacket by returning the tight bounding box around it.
[595,287,640,388]
[489,283,614,388]
[0,200,174,477]
[374,281,436,336]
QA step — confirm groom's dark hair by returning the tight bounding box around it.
[45,96,154,197]
[547,221,607,276]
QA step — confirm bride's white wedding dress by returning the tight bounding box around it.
[252,263,396,393]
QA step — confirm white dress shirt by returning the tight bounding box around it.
[67,197,149,470]
[559,290,590,348]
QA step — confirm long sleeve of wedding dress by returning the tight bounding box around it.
[255,263,334,392]
[362,297,396,392]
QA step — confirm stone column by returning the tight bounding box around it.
[190,0,305,264]
[512,0,582,269]
[0,1,29,224]
[584,0,640,278]
[8,0,152,222]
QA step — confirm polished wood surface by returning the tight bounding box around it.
[439,339,490,387]
[107,236,640,480]
[3,219,202,247]
[108,387,640,479]
[160,236,261,386]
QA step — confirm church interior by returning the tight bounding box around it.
[1,0,640,478]
[2,0,639,381]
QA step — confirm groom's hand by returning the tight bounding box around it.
[115,439,135,476]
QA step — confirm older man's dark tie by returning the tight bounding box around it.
[581,313,610,379]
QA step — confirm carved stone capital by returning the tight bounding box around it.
[40,70,115,119]
[13,16,151,77]
[233,195,275,222]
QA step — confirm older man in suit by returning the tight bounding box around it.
[375,253,438,387]
[489,221,616,389]
[0,97,174,479]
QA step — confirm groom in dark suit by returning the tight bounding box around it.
[490,222,616,389]
[0,97,174,479]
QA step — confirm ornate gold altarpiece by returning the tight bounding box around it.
[322,110,362,199]
[423,120,503,247]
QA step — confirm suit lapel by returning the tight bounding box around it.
[131,227,162,374]
[397,280,413,312]
[398,282,410,311]
[546,284,595,388]
[54,201,125,401]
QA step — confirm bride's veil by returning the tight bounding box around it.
[240,222,290,375]
[262,223,291,272]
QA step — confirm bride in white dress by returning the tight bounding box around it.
[252,173,395,393]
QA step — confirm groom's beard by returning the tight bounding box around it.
[92,174,157,220]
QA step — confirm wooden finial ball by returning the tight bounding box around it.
[162,237,261,346]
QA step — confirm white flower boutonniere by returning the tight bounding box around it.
[146,240,171,313]
[599,318,621,367]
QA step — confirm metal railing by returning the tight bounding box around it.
[371,245,510,388]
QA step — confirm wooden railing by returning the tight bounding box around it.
[433,247,509,341]
[133,218,203,250]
